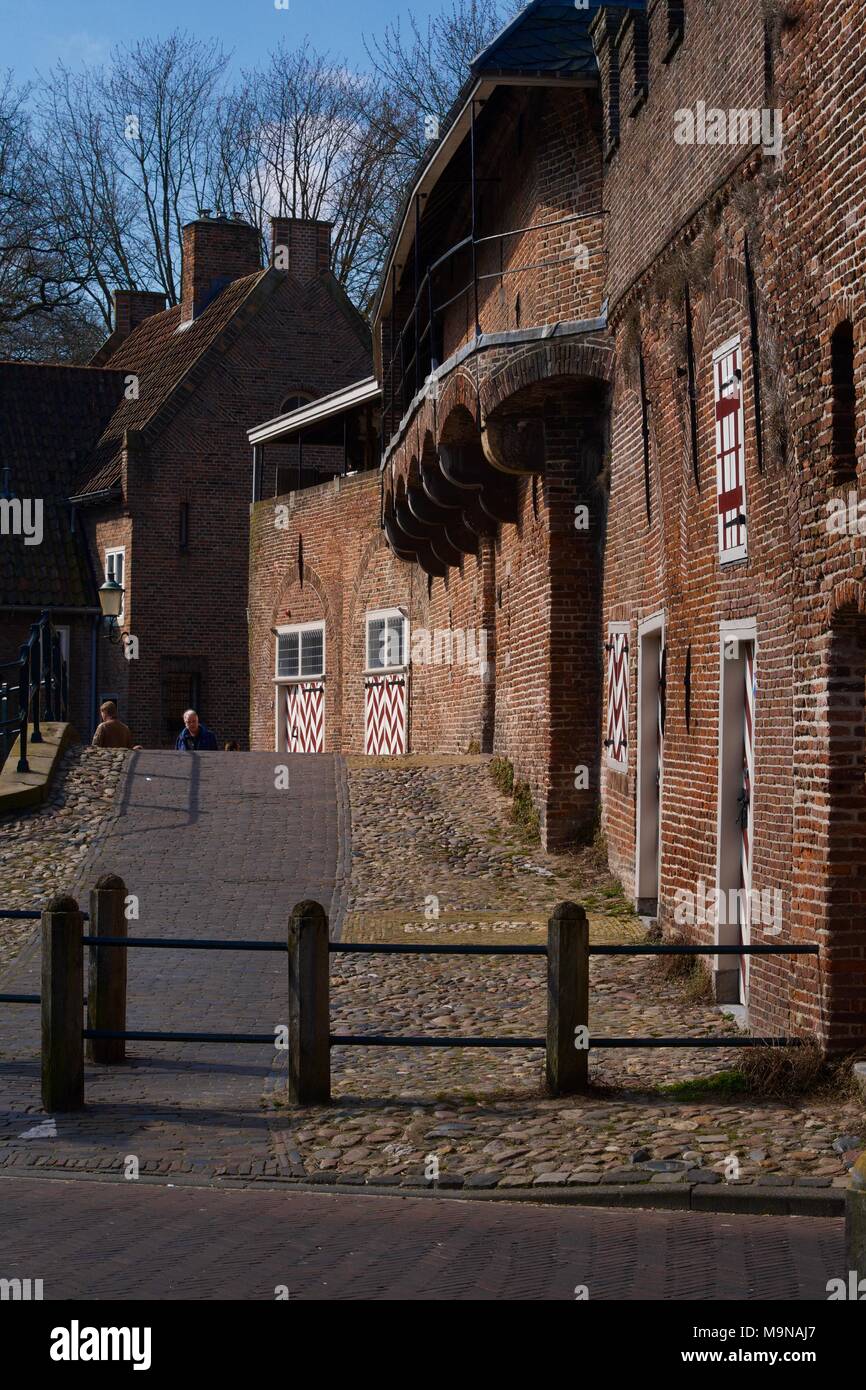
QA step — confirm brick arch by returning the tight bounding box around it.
[436,370,480,436]
[481,340,613,419]
[252,561,339,752]
[690,255,750,365]
[827,580,866,624]
[258,562,337,690]
[348,527,391,618]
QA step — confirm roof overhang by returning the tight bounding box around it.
[247,376,381,446]
[371,70,597,338]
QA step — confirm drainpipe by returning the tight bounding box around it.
[90,613,99,737]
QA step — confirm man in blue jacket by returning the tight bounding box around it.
[175,709,219,751]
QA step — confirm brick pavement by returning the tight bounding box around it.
[0,1173,844,1300]
[0,750,348,1178]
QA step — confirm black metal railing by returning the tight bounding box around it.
[1,899,820,1057]
[0,611,69,774]
[381,209,601,442]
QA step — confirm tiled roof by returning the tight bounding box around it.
[474,0,646,78]
[75,268,276,497]
[0,363,127,608]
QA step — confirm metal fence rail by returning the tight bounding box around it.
[3,881,823,1112]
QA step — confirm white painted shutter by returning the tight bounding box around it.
[714,337,748,562]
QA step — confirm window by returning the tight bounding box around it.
[280,392,314,416]
[104,547,125,621]
[366,609,406,671]
[604,624,629,772]
[275,622,325,680]
[713,337,748,563]
[832,320,856,479]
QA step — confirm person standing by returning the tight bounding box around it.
[91,701,138,749]
[175,709,218,751]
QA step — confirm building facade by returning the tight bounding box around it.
[247,0,864,1050]
[1,214,371,750]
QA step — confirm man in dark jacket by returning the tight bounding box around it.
[175,709,218,751]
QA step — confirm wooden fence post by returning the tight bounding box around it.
[87,874,128,1064]
[846,1151,866,1285]
[288,899,330,1104]
[546,900,589,1096]
[41,894,84,1111]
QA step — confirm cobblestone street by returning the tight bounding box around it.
[0,750,862,1194]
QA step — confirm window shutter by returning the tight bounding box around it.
[714,338,748,561]
[605,627,629,770]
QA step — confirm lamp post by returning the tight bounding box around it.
[97,578,127,646]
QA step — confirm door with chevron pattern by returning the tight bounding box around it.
[284,681,325,753]
[364,674,407,755]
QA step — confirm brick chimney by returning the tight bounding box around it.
[113,290,167,343]
[180,214,262,323]
[270,217,332,281]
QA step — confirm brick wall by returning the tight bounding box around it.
[596,0,866,1047]
[85,250,371,750]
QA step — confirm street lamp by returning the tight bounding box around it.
[97,578,125,643]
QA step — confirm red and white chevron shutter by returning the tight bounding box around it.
[714,337,748,562]
[605,625,629,771]
[365,674,408,755]
[285,681,324,753]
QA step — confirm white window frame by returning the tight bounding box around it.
[273,620,326,683]
[365,607,408,674]
[713,335,748,565]
[104,547,126,622]
[54,625,70,671]
[605,621,630,773]
[714,617,758,1005]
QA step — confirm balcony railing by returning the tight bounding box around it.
[0,611,69,774]
[381,209,602,444]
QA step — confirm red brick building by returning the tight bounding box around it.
[248,0,866,1050]
[1,213,371,748]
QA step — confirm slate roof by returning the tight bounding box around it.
[373,2,646,323]
[473,0,646,78]
[0,363,128,608]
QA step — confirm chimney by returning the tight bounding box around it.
[113,290,167,343]
[180,214,261,323]
[270,217,332,281]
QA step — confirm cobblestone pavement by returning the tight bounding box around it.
[0,1174,843,1300]
[266,759,865,1193]
[0,749,347,1179]
[0,751,862,1193]
[0,746,126,971]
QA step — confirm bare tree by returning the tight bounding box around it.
[216,41,406,309]
[363,0,514,167]
[2,2,521,353]
[37,33,229,325]
[0,71,95,356]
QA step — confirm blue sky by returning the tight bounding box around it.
[1,0,449,83]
